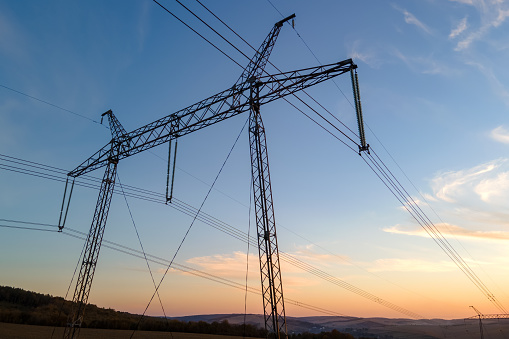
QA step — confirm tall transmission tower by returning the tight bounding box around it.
[58,14,368,339]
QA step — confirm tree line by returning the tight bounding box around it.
[0,285,265,336]
[0,286,363,338]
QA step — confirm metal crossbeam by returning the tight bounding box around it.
[68,60,356,178]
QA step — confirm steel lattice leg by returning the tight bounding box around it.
[63,160,117,339]
[249,85,287,339]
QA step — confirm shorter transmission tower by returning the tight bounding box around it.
[466,306,509,339]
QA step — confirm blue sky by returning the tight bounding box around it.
[2,0,509,320]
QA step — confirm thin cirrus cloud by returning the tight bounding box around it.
[182,250,329,291]
[450,0,509,51]
[449,17,468,39]
[367,257,457,273]
[400,8,432,35]
[430,157,509,225]
[393,49,451,75]
[348,41,381,68]
[491,125,509,144]
[430,159,503,203]
[185,246,349,276]
[391,158,509,241]
[384,223,509,242]
[185,251,260,279]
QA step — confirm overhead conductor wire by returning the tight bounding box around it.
[169,0,360,153]
[262,0,508,315]
[116,173,173,336]
[0,154,423,318]
[4,216,344,317]
[0,1,429,320]
[6,0,500,320]
[151,0,419,318]
[129,117,249,338]
[185,0,507,314]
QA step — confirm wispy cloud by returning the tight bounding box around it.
[465,61,509,105]
[384,223,509,241]
[450,0,475,4]
[393,5,432,35]
[491,125,509,144]
[291,244,352,268]
[431,159,503,203]
[183,250,331,291]
[348,40,382,68]
[425,158,509,228]
[0,7,30,62]
[403,10,432,34]
[368,257,457,272]
[393,49,455,76]
[475,171,509,203]
[449,17,468,38]
[451,0,509,51]
[186,252,259,279]
[136,1,151,52]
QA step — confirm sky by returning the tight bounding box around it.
[2,0,509,322]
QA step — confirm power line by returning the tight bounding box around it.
[360,150,508,313]
[192,0,361,143]
[2,0,496,320]
[129,117,249,337]
[116,173,172,334]
[262,0,507,314]
[155,0,360,152]
[366,123,509,303]
[0,155,425,319]
[3,217,344,317]
[152,0,243,69]
[0,84,105,126]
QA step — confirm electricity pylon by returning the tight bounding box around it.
[466,306,509,339]
[59,14,367,339]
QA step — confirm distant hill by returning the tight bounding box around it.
[3,286,505,338]
[0,286,266,337]
[172,313,505,339]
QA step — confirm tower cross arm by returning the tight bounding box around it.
[68,59,357,178]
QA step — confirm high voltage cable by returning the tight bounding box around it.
[152,0,243,69]
[7,0,502,308]
[192,0,361,144]
[367,150,507,313]
[154,0,360,152]
[264,0,360,125]
[2,218,343,317]
[25,145,501,314]
[121,0,509,314]
[4,0,500,319]
[0,84,106,127]
[260,0,507,314]
[0,156,424,319]
[0,148,497,313]
[360,151,508,313]
[116,174,172,333]
[366,124,509,304]
[129,117,249,338]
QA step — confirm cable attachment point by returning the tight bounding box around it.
[358,144,370,155]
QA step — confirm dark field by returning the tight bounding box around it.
[0,322,257,339]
